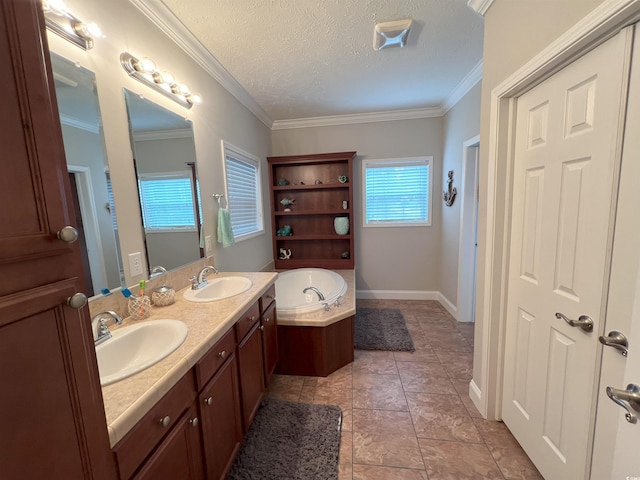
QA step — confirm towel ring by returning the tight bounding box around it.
[213,193,227,208]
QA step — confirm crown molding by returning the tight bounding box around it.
[133,128,193,141]
[467,0,495,16]
[271,106,445,130]
[130,0,273,128]
[60,113,100,134]
[442,60,482,114]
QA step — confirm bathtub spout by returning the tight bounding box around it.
[303,286,325,301]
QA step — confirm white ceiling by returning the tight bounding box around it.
[134,0,485,126]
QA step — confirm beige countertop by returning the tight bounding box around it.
[101,271,278,447]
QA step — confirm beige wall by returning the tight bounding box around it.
[474,0,608,413]
[440,82,482,306]
[49,0,273,291]
[272,118,443,294]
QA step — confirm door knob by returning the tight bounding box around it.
[555,312,594,332]
[599,331,629,356]
[57,226,78,243]
[606,384,640,424]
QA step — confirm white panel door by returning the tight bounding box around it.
[591,23,640,479]
[502,29,632,480]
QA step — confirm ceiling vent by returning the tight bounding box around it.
[373,18,413,51]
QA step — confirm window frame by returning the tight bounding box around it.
[221,140,264,242]
[362,156,433,228]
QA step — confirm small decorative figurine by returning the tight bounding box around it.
[280,198,295,211]
[276,225,293,236]
[443,170,457,207]
[315,179,323,184]
[279,248,292,260]
[338,175,348,183]
[278,178,289,186]
[341,250,350,259]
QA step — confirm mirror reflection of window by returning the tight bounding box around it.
[51,53,124,295]
[123,89,204,273]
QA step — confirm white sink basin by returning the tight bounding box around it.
[96,319,188,386]
[183,276,252,302]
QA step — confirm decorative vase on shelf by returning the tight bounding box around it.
[334,216,349,235]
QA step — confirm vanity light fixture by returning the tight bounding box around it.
[120,52,202,108]
[373,18,413,51]
[41,0,103,50]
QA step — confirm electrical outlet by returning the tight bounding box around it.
[128,252,143,276]
[205,235,212,255]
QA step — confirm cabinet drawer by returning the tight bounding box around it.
[235,301,260,341]
[195,327,236,390]
[260,283,276,312]
[113,372,196,480]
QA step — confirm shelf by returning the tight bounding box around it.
[272,183,349,191]
[275,209,350,216]
[275,234,351,241]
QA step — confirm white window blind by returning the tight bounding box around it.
[223,142,263,239]
[138,173,197,231]
[363,157,432,227]
[106,173,118,231]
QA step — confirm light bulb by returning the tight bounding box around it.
[160,72,174,84]
[188,94,203,105]
[133,57,156,74]
[86,23,103,38]
[44,0,67,16]
[178,83,190,95]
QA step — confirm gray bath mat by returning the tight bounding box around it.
[227,398,342,480]
[354,307,415,352]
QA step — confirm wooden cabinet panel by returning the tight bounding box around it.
[261,301,278,386]
[194,327,236,390]
[199,353,243,480]
[113,373,196,480]
[133,405,203,480]
[267,152,356,269]
[235,301,260,340]
[260,283,276,312]
[237,322,265,431]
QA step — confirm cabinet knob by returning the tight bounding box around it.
[264,316,270,323]
[159,415,171,427]
[66,292,87,309]
[218,350,227,359]
[259,325,264,331]
[250,315,256,321]
[204,397,213,406]
[190,417,199,428]
[57,226,78,243]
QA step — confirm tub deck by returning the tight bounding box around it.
[275,270,355,377]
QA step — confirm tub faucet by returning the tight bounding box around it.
[91,310,123,345]
[191,265,219,290]
[303,286,325,301]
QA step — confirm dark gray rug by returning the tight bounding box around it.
[226,398,342,480]
[354,307,415,352]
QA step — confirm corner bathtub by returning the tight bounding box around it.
[274,268,355,377]
[275,268,348,315]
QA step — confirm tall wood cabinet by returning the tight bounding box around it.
[267,152,356,270]
[0,1,115,478]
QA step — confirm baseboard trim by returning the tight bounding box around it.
[437,293,458,320]
[469,379,484,417]
[356,289,440,300]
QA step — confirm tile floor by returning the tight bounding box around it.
[266,299,544,480]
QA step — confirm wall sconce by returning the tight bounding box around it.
[41,0,103,50]
[120,52,202,109]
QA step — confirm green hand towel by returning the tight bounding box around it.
[217,207,235,247]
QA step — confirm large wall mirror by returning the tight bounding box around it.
[51,53,124,296]
[123,89,204,274]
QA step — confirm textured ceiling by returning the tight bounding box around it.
[157,0,484,121]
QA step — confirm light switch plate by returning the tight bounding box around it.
[205,235,212,255]
[128,252,143,276]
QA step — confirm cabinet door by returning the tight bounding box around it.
[237,322,265,431]
[261,301,278,386]
[133,406,204,480]
[199,352,243,480]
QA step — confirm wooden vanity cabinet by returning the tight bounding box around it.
[113,373,198,480]
[236,308,265,431]
[132,405,203,480]
[196,330,243,480]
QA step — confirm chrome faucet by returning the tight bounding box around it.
[303,286,325,301]
[191,265,219,290]
[91,310,123,345]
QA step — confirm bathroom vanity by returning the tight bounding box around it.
[103,274,278,480]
